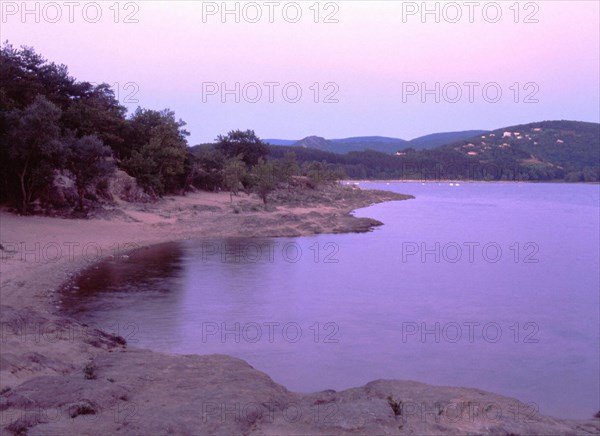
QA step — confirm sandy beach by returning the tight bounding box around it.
[1,186,598,435]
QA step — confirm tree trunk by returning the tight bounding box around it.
[78,185,85,211]
[19,158,30,214]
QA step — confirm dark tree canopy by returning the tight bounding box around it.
[1,95,63,213]
[215,129,269,167]
[0,43,194,213]
[121,108,190,195]
[64,135,115,210]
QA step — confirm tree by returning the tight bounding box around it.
[61,82,127,153]
[222,155,247,201]
[278,151,301,181]
[64,135,115,210]
[122,108,189,195]
[189,144,225,191]
[215,129,269,167]
[0,42,77,112]
[252,159,277,205]
[2,95,63,213]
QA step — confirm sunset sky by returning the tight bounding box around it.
[3,1,599,145]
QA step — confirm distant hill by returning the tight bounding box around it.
[264,130,487,154]
[441,120,599,180]
[331,136,407,144]
[404,130,489,150]
[265,136,406,154]
[268,120,599,182]
[263,139,298,146]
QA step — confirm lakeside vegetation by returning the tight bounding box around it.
[0,43,340,215]
[1,43,598,217]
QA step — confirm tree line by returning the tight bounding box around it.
[3,44,595,216]
[0,43,339,214]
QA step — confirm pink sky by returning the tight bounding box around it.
[3,1,599,144]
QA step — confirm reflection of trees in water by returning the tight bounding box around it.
[187,237,281,293]
[62,242,185,314]
[60,237,286,332]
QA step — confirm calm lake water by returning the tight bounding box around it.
[63,182,600,419]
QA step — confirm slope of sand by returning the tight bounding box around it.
[1,187,598,435]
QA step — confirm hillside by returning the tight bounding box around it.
[405,130,489,150]
[265,130,487,154]
[268,121,599,182]
[442,120,600,181]
[289,135,405,154]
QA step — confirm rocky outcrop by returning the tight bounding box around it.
[1,337,598,435]
[108,170,151,203]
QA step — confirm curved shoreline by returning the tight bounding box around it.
[1,187,598,435]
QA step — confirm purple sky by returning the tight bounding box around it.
[3,1,599,145]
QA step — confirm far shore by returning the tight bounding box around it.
[343,179,600,184]
[1,185,598,435]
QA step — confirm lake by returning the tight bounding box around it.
[62,182,600,419]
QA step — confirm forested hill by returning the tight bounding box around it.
[269,120,599,182]
[265,130,488,154]
[439,120,599,180]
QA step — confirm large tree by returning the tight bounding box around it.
[64,135,115,210]
[1,95,63,213]
[61,82,128,153]
[215,129,269,167]
[222,155,247,200]
[122,108,190,195]
[251,159,277,205]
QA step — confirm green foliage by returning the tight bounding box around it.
[64,135,115,210]
[0,42,193,213]
[216,129,269,167]
[61,82,127,153]
[188,144,225,191]
[121,108,189,195]
[1,95,63,213]
[251,159,277,204]
[222,155,247,199]
[0,42,77,112]
[279,151,301,179]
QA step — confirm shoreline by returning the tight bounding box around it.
[1,186,598,435]
[344,179,600,184]
[0,186,409,311]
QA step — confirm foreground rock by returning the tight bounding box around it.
[1,339,598,435]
